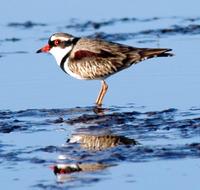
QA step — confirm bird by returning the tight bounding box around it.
[36,32,173,106]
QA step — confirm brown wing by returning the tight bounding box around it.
[68,38,173,79]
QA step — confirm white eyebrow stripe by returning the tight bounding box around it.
[50,36,72,41]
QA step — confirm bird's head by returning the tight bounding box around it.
[37,33,79,64]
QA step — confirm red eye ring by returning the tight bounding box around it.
[54,40,60,46]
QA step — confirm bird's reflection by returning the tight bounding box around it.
[50,107,138,183]
[68,133,137,151]
[50,163,111,183]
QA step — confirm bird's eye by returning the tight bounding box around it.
[54,40,61,46]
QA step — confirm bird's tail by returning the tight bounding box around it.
[139,48,173,60]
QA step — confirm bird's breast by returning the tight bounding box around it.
[61,58,89,80]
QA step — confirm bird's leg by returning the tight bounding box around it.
[98,80,108,105]
[95,81,104,105]
[95,80,108,106]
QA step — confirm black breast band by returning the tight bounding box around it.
[60,37,80,73]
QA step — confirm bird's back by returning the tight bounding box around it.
[67,38,172,80]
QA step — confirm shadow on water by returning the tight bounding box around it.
[0,106,200,188]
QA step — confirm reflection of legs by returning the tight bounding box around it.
[95,80,108,106]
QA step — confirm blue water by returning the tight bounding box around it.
[0,0,200,190]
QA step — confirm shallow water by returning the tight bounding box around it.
[0,107,200,189]
[1,0,200,189]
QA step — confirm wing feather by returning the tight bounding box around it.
[67,38,172,79]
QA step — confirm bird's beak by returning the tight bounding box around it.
[36,44,51,53]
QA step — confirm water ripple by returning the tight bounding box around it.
[7,21,47,29]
